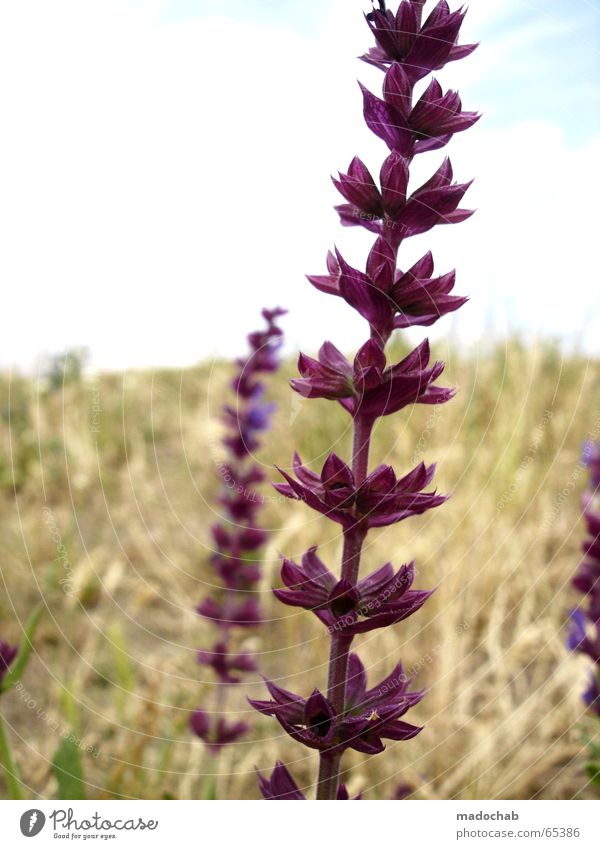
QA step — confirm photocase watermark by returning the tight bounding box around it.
[20,809,46,837]
[351,208,397,229]
[18,807,159,839]
[409,402,447,466]
[289,391,304,426]
[206,433,301,507]
[14,682,100,760]
[215,460,300,506]
[89,378,102,435]
[496,409,554,512]
[42,506,75,596]
[50,808,158,835]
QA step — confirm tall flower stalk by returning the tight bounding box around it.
[190,308,285,756]
[567,442,600,716]
[251,0,478,800]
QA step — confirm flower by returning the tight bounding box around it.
[274,548,432,635]
[250,653,423,756]
[393,781,415,799]
[360,64,479,156]
[256,762,306,800]
[256,761,360,800]
[335,158,473,247]
[308,239,467,332]
[211,524,267,552]
[189,709,249,753]
[360,1,477,79]
[196,596,263,629]
[222,400,276,459]
[567,442,600,715]
[217,465,266,521]
[211,554,261,591]
[572,554,600,601]
[232,308,286,398]
[583,441,600,490]
[274,452,446,529]
[197,641,258,684]
[0,641,18,687]
[567,610,600,663]
[332,152,409,224]
[583,673,600,717]
[291,338,453,417]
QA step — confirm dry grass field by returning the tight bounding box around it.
[1,337,599,800]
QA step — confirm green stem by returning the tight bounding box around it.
[0,711,23,800]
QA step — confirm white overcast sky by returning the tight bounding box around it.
[1,0,599,370]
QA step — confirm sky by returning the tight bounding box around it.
[1,0,599,370]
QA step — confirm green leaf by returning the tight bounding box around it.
[52,735,86,800]
[0,605,43,694]
[107,623,135,691]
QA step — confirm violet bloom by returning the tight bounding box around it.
[189,709,249,754]
[567,442,600,716]
[273,549,432,635]
[0,642,18,689]
[190,308,285,753]
[257,761,360,800]
[250,653,424,755]
[251,0,477,799]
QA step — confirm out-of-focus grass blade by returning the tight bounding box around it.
[1,604,43,693]
[52,735,86,800]
[59,684,81,735]
[201,774,217,800]
[107,623,135,691]
[586,761,600,785]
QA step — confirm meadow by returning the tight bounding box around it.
[1,337,599,800]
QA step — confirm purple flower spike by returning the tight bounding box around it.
[568,442,600,718]
[0,641,18,687]
[255,1,477,799]
[191,309,285,757]
[583,441,600,490]
[583,674,600,717]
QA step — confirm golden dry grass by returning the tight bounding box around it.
[1,337,599,799]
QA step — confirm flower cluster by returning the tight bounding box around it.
[273,549,431,636]
[567,442,600,715]
[252,1,477,799]
[251,653,423,756]
[256,761,361,800]
[190,308,285,752]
